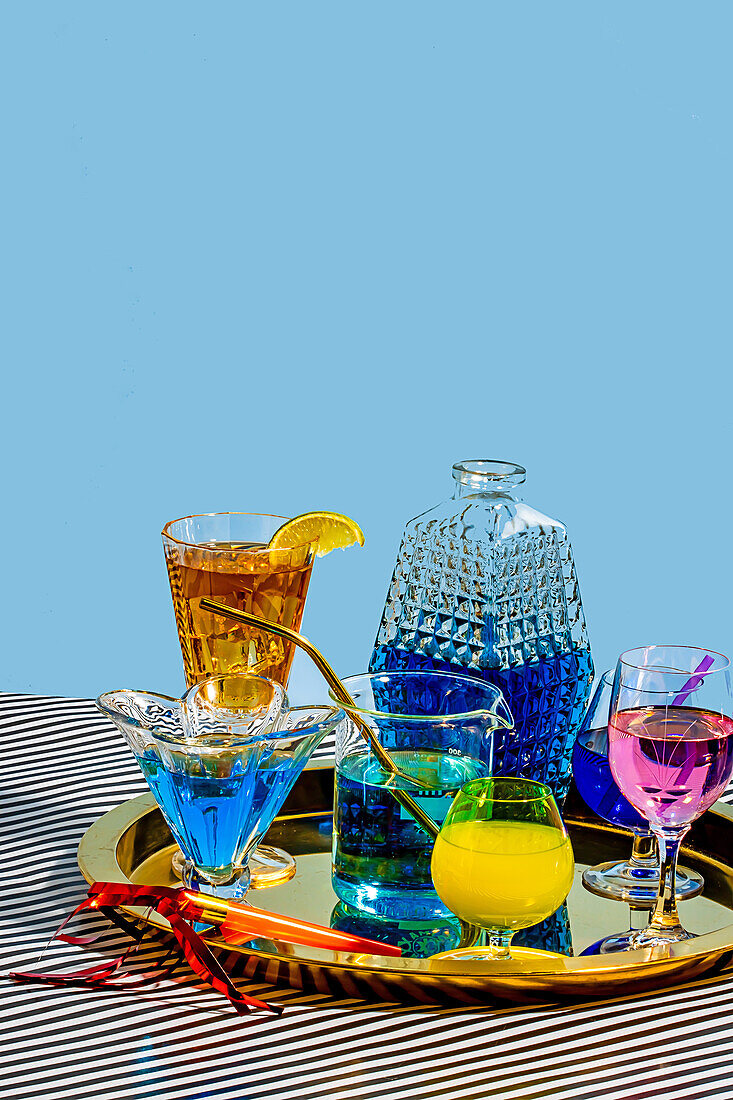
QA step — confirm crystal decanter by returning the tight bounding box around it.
[370,460,594,802]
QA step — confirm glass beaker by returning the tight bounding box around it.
[330,669,512,919]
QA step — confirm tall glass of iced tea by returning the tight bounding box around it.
[162,513,317,689]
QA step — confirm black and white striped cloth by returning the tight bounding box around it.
[3,692,733,1100]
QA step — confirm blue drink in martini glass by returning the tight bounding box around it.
[98,676,343,899]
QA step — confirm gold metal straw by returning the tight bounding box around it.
[198,598,440,838]
[198,597,481,948]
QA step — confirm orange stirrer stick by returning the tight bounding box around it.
[180,891,402,957]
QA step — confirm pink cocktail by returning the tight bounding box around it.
[606,645,733,951]
[609,705,733,830]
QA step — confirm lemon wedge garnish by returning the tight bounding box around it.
[268,512,365,557]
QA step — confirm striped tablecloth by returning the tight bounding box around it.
[3,693,733,1100]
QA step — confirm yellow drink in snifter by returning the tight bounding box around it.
[431,819,574,930]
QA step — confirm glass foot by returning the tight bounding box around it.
[172,845,296,889]
[429,945,566,965]
[580,905,651,955]
[582,859,703,906]
[600,924,697,953]
[181,861,251,901]
[595,929,640,953]
[171,847,187,881]
[248,845,297,888]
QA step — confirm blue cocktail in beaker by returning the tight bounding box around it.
[330,670,513,919]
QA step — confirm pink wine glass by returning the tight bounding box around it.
[606,645,733,951]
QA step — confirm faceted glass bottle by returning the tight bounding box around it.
[370,460,594,803]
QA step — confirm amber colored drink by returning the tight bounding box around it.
[163,515,315,688]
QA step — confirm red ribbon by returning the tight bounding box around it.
[10,882,282,1016]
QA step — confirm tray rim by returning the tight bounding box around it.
[76,782,733,995]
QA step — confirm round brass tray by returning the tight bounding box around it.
[77,766,733,1005]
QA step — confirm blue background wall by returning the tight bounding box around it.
[3,3,731,701]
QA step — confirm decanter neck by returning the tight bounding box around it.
[451,459,527,499]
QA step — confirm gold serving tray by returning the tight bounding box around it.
[78,765,733,1005]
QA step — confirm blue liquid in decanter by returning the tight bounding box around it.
[370,460,594,803]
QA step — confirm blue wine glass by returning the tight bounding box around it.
[573,670,702,906]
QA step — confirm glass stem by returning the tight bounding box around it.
[487,929,513,960]
[630,831,657,868]
[648,827,688,934]
[628,905,650,932]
